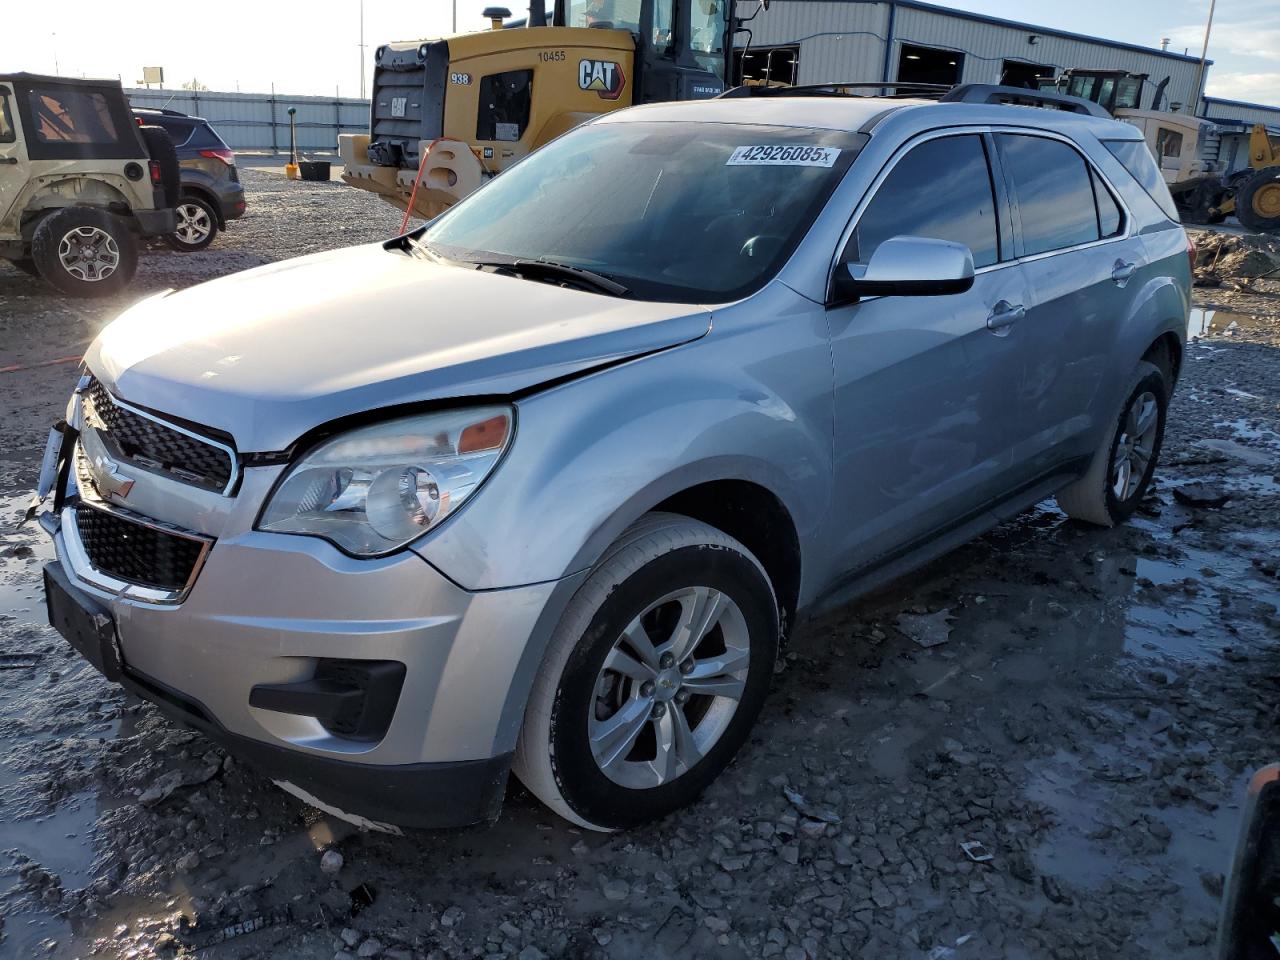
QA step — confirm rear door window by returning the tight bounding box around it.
[997,134,1100,256]
[848,133,1001,268]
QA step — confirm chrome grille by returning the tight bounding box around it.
[82,379,236,494]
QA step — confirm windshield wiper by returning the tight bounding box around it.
[472,258,630,297]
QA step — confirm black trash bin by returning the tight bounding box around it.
[299,161,331,182]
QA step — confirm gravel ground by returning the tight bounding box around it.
[0,171,1278,960]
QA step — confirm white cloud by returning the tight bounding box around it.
[1165,22,1280,61]
[1204,72,1280,105]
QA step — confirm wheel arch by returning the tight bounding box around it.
[178,182,225,227]
[21,178,133,229]
[1142,329,1183,396]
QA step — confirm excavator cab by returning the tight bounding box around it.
[340,0,734,219]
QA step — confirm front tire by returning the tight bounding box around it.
[514,513,780,831]
[1056,360,1168,527]
[164,196,219,251]
[1236,167,1280,234]
[30,207,138,298]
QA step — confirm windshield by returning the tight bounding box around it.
[688,0,727,78]
[568,0,643,31]
[421,120,863,302]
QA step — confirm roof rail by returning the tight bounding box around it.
[939,84,1111,118]
[718,82,951,100]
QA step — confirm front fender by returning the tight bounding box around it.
[413,283,834,594]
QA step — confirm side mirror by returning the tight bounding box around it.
[830,236,975,304]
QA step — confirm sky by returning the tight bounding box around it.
[1,0,1276,105]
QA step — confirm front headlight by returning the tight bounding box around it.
[258,406,512,557]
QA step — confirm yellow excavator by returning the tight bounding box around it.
[340,0,755,220]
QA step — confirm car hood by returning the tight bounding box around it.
[86,243,711,451]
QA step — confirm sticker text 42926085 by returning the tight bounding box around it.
[726,145,841,167]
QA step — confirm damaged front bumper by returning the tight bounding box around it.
[33,397,571,831]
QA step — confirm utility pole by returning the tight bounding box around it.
[452,0,457,33]
[359,0,367,100]
[1191,0,1216,117]
[51,32,59,74]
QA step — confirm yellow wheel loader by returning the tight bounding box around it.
[340,0,749,220]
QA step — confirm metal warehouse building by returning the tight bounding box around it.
[738,0,1217,116]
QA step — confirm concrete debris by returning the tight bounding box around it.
[896,609,954,648]
[782,785,842,824]
[1173,483,1232,508]
[959,840,994,863]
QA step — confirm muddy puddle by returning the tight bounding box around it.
[1187,308,1271,339]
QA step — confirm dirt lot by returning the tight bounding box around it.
[1,172,1278,960]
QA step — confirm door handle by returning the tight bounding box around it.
[986,301,1025,333]
[1111,260,1137,284]
[0,157,18,165]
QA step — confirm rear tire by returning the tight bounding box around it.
[514,512,780,831]
[31,207,138,298]
[164,195,219,251]
[1056,360,1168,527]
[1236,167,1280,234]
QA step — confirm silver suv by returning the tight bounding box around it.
[36,87,1191,832]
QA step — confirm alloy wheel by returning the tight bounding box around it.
[56,226,120,282]
[588,586,750,790]
[1111,390,1159,501]
[174,203,213,245]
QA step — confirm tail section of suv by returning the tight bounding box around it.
[37,89,1190,830]
[131,107,245,251]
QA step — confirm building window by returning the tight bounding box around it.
[896,43,963,87]
[1000,60,1054,90]
[735,45,799,86]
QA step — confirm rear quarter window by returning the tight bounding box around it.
[187,122,230,150]
[28,88,120,145]
[1103,139,1181,222]
[147,117,195,147]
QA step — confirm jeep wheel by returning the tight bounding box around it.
[1056,360,1168,527]
[514,513,780,831]
[31,207,138,298]
[165,196,219,252]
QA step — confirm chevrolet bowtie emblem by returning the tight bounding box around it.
[92,453,134,501]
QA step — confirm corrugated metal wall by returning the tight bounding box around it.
[1203,98,1280,129]
[125,89,369,153]
[745,1,1206,114]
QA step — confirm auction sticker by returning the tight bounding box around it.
[727,145,840,167]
